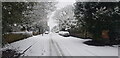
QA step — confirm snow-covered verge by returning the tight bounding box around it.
[1,33,118,56]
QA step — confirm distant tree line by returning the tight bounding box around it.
[53,5,77,31]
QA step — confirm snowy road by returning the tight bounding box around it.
[8,33,118,56]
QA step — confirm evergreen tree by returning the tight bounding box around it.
[74,2,120,41]
[2,2,36,33]
[2,2,56,34]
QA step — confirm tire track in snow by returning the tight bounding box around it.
[49,34,65,56]
[51,34,97,56]
[51,38,64,56]
[49,37,61,56]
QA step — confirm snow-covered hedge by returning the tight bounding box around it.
[11,31,33,36]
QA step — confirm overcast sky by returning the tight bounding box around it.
[56,0,75,9]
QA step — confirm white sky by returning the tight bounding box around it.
[56,0,76,2]
[56,0,75,9]
[48,0,76,31]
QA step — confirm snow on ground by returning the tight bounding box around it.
[51,33,118,56]
[8,34,50,56]
[6,33,118,56]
